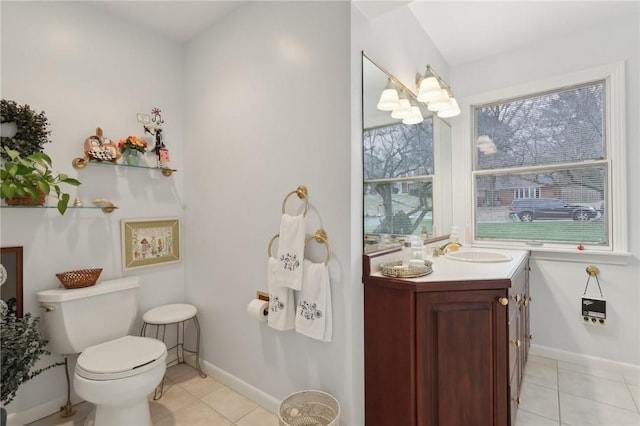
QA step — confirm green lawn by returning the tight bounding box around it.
[477,221,607,243]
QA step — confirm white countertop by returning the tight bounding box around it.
[369,247,529,283]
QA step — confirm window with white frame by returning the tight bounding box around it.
[363,118,434,239]
[471,64,626,252]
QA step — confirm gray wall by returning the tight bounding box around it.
[1,2,185,421]
[182,0,353,421]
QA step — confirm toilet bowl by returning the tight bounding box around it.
[73,336,167,426]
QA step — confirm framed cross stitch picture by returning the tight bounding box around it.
[121,218,181,271]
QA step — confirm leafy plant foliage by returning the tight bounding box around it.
[1,303,62,406]
[0,147,81,215]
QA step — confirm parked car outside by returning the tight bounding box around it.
[509,198,598,222]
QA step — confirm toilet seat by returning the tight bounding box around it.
[76,335,167,381]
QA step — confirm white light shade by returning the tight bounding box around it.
[427,90,452,111]
[403,106,424,124]
[417,76,442,103]
[477,135,497,154]
[476,135,493,147]
[377,81,400,111]
[391,98,412,119]
[479,144,497,155]
[437,97,461,118]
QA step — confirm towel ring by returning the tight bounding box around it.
[282,185,309,217]
[305,229,332,266]
[267,234,279,258]
[268,230,331,265]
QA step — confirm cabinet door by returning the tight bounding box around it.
[364,284,416,426]
[416,290,508,426]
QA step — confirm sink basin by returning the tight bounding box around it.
[445,250,512,263]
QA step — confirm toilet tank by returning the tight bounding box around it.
[37,277,140,355]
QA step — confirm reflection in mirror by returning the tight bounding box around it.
[362,52,452,253]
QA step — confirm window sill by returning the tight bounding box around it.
[528,248,631,265]
[471,243,631,265]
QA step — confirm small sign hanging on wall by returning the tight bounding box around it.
[581,265,606,325]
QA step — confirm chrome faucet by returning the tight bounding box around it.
[433,241,462,256]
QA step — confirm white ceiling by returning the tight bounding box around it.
[93,1,244,43]
[93,1,638,66]
[407,1,639,66]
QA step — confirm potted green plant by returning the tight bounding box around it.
[0,147,81,215]
[1,302,62,423]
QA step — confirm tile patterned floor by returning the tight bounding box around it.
[27,354,640,426]
[515,354,640,426]
[26,363,279,426]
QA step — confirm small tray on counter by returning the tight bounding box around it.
[380,259,433,278]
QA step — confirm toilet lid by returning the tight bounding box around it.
[76,335,167,380]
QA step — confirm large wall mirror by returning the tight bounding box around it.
[362,52,452,253]
[1,246,23,317]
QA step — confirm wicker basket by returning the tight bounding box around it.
[55,268,102,289]
[279,390,340,426]
[4,191,46,206]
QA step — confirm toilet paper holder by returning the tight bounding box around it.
[257,291,269,316]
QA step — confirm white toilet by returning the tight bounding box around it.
[37,277,167,426]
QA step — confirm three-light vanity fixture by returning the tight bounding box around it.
[376,78,425,125]
[376,64,461,124]
[415,65,461,118]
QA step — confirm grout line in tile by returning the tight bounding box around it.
[556,360,562,424]
[558,389,640,416]
[625,382,640,413]
[518,407,563,425]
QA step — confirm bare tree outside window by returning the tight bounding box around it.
[473,81,608,245]
[364,118,434,237]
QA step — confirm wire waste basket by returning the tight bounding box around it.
[279,390,340,426]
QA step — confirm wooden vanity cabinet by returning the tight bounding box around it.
[508,260,530,425]
[363,253,529,426]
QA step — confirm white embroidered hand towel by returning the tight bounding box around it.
[295,259,332,342]
[276,213,305,290]
[267,257,295,331]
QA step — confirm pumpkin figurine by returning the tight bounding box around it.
[83,127,119,163]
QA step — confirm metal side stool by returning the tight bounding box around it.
[140,303,206,399]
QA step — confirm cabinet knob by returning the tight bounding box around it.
[523,296,532,306]
[513,397,522,405]
[511,339,522,347]
[498,297,509,306]
[512,294,522,303]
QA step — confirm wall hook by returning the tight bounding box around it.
[586,265,600,276]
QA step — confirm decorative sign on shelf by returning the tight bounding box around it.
[143,107,170,169]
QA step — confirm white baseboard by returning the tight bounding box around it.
[199,359,281,415]
[6,395,83,426]
[530,344,640,377]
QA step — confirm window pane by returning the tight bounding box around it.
[363,117,434,248]
[474,166,607,244]
[363,118,434,180]
[364,178,433,238]
[475,82,604,170]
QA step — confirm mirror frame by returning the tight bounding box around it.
[1,246,23,318]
